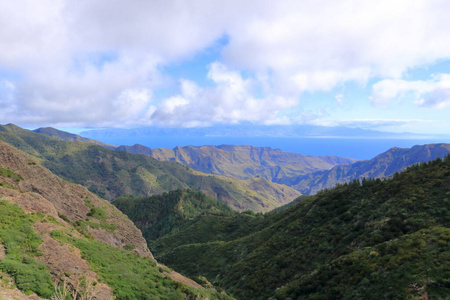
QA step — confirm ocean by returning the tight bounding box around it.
[90,135,450,160]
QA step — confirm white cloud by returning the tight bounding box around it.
[150,62,298,127]
[1,0,450,127]
[223,0,450,92]
[371,74,450,108]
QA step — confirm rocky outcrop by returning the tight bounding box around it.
[0,140,234,299]
[0,141,151,258]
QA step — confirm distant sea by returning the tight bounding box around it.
[88,135,450,160]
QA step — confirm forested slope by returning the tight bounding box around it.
[147,155,450,299]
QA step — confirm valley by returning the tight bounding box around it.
[1,124,449,299]
[3,3,450,299]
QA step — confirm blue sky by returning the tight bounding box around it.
[1,0,450,135]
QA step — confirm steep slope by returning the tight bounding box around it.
[285,143,450,194]
[116,144,358,182]
[0,124,299,211]
[150,155,450,299]
[113,189,237,243]
[0,141,150,257]
[0,141,231,299]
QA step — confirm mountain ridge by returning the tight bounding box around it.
[286,142,450,194]
[146,155,450,299]
[116,143,359,182]
[33,126,450,197]
[0,124,300,212]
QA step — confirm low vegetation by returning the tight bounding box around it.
[0,167,23,182]
[0,200,54,298]
[50,230,232,300]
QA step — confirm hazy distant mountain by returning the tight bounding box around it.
[81,124,429,138]
[285,143,450,194]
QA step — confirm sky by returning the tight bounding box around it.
[1,0,450,135]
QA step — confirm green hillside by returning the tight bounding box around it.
[150,155,450,299]
[0,200,231,299]
[113,189,236,242]
[0,140,232,299]
[0,124,300,212]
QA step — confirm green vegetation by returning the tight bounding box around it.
[0,200,54,298]
[0,140,233,299]
[148,155,450,299]
[0,166,23,182]
[0,181,17,189]
[0,124,299,211]
[276,226,450,299]
[50,230,233,300]
[113,189,236,242]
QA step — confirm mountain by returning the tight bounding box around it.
[284,143,450,194]
[0,124,300,212]
[35,127,450,198]
[34,127,117,149]
[34,126,359,190]
[145,155,450,299]
[81,124,431,139]
[0,141,230,299]
[116,144,359,182]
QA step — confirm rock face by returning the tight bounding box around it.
[0,141,152,258]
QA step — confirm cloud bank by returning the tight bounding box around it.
[1,0,450,128]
